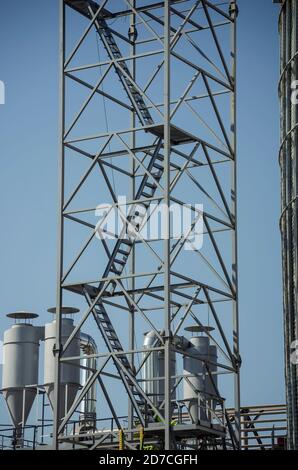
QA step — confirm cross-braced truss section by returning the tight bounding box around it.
[53,0,240,450]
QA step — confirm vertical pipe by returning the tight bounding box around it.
[164,0,172,450]
[80,333,97,424]
[230,0,241,450]
[41,392,45,445]
[52,0,65,450]
[22,387,26,444]
[33,426,36,450]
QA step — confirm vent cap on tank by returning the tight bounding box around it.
[6,311,39,324]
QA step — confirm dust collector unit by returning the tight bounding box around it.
[183,326,218,424]
[44,307,81,421]
[1,312,41,432]
[143,330,176,407]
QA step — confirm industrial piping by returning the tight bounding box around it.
[80,332,97,428]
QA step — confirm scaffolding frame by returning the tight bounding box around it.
[52,0,240,450]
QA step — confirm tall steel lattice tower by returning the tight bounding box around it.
[278,0,298,450]
[53,0,240,450]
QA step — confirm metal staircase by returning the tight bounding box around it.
[101,137,163,293]
[95,17,154,126]
[65,0,166,421]
[84,290,158,425]
[66,0,154,126]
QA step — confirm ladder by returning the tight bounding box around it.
[66,0,167,420]
[94,11,154,125]
[84,290,151,424]
[101,138,164,294]
[65,2,153,125]
[87,2,167,291]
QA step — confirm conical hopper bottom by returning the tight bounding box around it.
[3,388,36,429]
[45,383,80,423]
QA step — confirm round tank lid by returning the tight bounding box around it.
[47,307,80,315]
[184,325,214,333]
[6,311,39,320]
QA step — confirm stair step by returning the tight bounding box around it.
[114,258,126,266]
[141,191,153,199]
[121,239,133,246]
[145,182,157,190]
[118,248,130,256]
[110,267,122,275]
[153,162,163,171]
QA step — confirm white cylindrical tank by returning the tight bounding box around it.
[183,335,209,423]
[2,313,41,431]
[142,331,176,408]
[44,310,80,422]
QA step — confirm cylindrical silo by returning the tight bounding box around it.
[1,312,41,435]
[142,331,176,408]
[183,336,209,423]
[183,325,219,424]
[278,0,298,450]
[44,309,80,422]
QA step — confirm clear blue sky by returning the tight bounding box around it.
[0,0,283,424]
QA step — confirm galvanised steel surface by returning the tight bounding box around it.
[53,0,240,450]
[2,321,40,431]
[278,0,298,450]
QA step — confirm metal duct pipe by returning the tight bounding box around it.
[142,331,188,408]
[183,326,219,424]
[79,333,97,428]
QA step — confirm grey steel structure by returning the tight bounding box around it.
[0,403,286,450]
[277,0,298,450]
[53,0,240,450]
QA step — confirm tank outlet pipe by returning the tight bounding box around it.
[173,335,190,351]
[79,333,97,426]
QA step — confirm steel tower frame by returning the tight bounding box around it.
[53,0,240,450]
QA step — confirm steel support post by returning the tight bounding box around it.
[230,0,241,450]
[163,0,172,450]
[128,0,136,438]
[52,0,66,450]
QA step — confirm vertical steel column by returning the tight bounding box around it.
[163,0,172,450]
[293,0,298,449]
[128,1,136,437]
[52,0,65,450]
[230,0,241,450]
